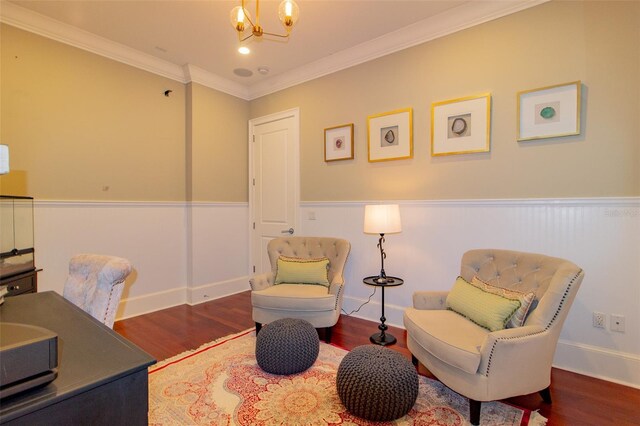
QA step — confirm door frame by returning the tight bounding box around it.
[248,107,300,276]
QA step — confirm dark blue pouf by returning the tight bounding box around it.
[255,318,319,375]
[337,345,419,421]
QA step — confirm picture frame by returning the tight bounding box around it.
[367,108,413,162]
[517,81,581,141]
[324,123,354,162]
[431,94,491,156]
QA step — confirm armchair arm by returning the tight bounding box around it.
[329,277,345,310]
[412,291,449,310]
[478,324,552,377]
[329,276,344,295]
[249,272,274,291]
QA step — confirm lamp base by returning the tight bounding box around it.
[369,332,396,346]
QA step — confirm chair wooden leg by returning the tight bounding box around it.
[255,322,262,334]
[324,327,332,343]
[539,386,552,404]
[469,399,481,425]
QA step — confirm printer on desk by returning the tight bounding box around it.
[0,323,58,399]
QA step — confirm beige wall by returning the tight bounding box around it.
[2,1,638,202]
[250,1,640,201]
[187,83,249,202]
[0,26,249,203]
[0,24,187,201]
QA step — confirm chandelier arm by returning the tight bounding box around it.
[240,33,254,42]
[243,11,256,29]
[261,31,290,38]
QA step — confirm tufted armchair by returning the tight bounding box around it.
[250,237,351,343]
[63,254,133,328]
[403,249,584,425]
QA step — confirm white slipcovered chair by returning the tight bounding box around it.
[250,237,351,343]
[63,254,133,328]
[403,249,584,425]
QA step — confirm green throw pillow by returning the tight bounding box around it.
[446,276,521,332]
[274,256,330,287]
[471,276,536,328]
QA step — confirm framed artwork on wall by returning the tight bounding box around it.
[324,123,354,162]
[431,94,491,156]
[367,108,413,162]
[517,81,581,141]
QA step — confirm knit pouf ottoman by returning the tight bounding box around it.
[337,345,419,422]
[255,318,319,375]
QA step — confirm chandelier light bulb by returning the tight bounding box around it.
[230,6,250,32]
[278,0,299,29]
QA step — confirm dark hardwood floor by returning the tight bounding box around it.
[115,291,640,425]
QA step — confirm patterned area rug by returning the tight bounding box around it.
[148,330,546,425]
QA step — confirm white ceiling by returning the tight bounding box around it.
[1,0,545,99]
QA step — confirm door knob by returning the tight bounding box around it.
[281,228,294,234]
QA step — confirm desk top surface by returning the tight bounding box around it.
[0,291,156,422]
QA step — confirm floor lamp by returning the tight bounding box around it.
[364,204,402,345]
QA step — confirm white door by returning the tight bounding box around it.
[249,108,300,275]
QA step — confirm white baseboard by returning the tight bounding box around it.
[187,276,251,305]
[117,286,188,320]
[554,340,640,389]
[116,276,251,320]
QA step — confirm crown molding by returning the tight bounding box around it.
[0,1,186,83]
[247,0,549,99]
[183,64,250,100]
[1,0,549,101]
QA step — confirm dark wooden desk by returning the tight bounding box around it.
[0,291,156,425]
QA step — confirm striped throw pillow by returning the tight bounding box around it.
[471,276,536,328]
[446,276,521,332]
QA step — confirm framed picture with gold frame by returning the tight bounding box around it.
[517,81,581,141]
[324,123,354,162]
[367,108,413,162]
[431,94,491,156]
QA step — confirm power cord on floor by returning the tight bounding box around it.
[341,287,377,316]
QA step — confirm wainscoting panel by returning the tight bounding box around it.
[187,202,250,305]
[300,198,640,387]
[33,200,249,319]
[31,198,639,386]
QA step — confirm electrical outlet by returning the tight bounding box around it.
[611,314,625,332]
[593,312,606,329]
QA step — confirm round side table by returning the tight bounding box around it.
[363,276,403,346]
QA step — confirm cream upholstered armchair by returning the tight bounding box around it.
[250,237,351,343]
[404,249,584,425]
[63,254,133,328]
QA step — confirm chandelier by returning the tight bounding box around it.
[230,0,300,42]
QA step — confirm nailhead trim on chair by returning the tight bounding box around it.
[103,279,125,324]
[484,269,583,377]
[334,284,343,310]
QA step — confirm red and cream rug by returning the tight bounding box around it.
[148,330,546,425]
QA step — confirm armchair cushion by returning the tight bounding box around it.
[446,277,521,332]
[471,276,536,328]
[252,284,335,311]
[404,308,489,374]
[274,256,330,287]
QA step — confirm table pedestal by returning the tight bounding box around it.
[363,276,404,346]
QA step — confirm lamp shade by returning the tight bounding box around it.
[364,204,402,234]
